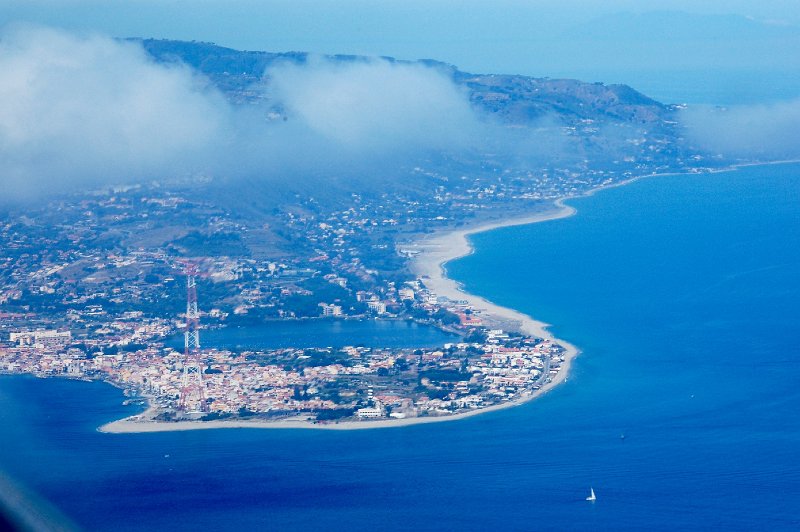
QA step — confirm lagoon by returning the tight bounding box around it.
[166,318,457,351]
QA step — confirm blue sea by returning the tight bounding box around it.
[1,163,799,530]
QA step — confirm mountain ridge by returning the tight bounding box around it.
[133,38,672,126]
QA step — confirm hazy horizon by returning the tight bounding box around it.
[3,1,800,104]
[1,20,799,200]
[2,2,799,198]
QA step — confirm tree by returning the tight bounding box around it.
[464,328,488,343]
[433,308,460,325]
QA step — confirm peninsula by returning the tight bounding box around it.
[99,204,581,433]
[0,39,748,432]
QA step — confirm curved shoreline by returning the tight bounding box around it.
[410,198,577,342]
[101,161,800,433]
[100,200,582,434]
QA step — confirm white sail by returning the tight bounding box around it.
[586,488,596,501]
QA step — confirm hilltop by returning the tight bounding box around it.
[137,38,672,126]
[127,39,695,224]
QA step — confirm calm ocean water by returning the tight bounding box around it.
[1,163,799,530]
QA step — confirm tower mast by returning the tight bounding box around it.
[179,262,206,412]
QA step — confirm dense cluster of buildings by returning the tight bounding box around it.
[0,311,564,422]
[0,161,595,423]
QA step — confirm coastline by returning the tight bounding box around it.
[100,160,800,434]
[100,199,583,434]
[410,199,577,341]
[100,389,553,433]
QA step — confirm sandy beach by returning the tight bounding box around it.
[100,389,552,433]
[102,162,800,434]
[409,199,577,340]
[100,199,583,434]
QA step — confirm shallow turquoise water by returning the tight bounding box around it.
[1,163,799,530]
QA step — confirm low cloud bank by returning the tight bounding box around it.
[0,25,494,200]
[12,25,789,203]
[681,99,800,159]
[0,25,230,198]
[266,58,480,153]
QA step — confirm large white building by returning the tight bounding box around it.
[398,287,415,301]
[356,406,384,418]
[9,330,71,348]
[367,301,387,315]
[319,303,343,317]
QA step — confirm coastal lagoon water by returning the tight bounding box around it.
[166,319,457,351]
[1,163,799,530]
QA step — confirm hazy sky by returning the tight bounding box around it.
[1,6,798,200]
[2,1,799,103]
[0,26,507,198]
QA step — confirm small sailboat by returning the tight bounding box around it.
[586,488,596,501]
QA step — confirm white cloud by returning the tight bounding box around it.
[0,24,231,198]
[681,99,800,159]
[0,26,494,199]
[266,57,479,153]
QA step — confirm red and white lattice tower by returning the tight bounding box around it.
[179,262,207,412]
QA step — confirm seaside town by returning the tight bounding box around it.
[0,168,588,425]
[1,313,565,423]
[0,113,721,426]
[0,215,567,424]
[0,39,718,426]
[1,9,796,531]
[0,90,715,426]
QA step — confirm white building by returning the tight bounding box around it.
[10,330,71,349]
[398,288,415,301]
[356,406,384,418]
[367,301,387,315]
[319,303,343,317]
